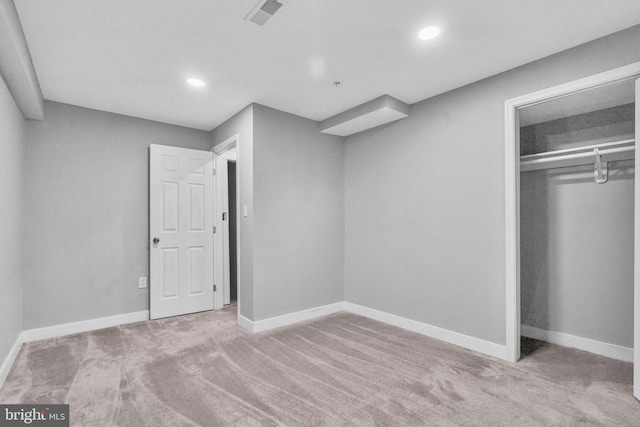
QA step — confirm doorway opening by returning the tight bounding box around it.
[228,160,237,303]
[213,135,240,312]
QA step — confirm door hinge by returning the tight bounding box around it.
[213,226,216,234]
[213,284,217,292]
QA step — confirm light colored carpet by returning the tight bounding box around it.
[1,304,639,426]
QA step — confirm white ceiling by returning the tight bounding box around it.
[14,0,640,131]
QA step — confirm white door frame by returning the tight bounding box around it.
[212,134,240,313]
[504,62,640,367]
[635,77,640,399]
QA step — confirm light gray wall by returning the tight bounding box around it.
[211,105,255,320]
[344,25,640,345]
[0,74,25,364]
[24,101,211,329]
[252,104,344,320]
[210,104,345,321]
[520,106,635,347]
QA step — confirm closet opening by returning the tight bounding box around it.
[504,63,640,399]
[518,80,635,361]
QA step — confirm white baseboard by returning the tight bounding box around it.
[237,314,254,333]
[238,302,347,333]
[20,311,149,343]
[1,310,149,389]
[0,335,24,390]
[345,303,508,360]
[521,324,633,362]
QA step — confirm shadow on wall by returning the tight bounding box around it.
[520,167,550,330]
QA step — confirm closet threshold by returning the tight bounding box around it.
[520,139,635,172]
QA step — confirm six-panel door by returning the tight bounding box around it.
[149,144,214,319]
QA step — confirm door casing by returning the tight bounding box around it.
[212,135,240,313]
[504,63,640,401]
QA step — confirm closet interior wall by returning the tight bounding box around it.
[520,102,635,349]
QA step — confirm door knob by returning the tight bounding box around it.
[152,237,160,244]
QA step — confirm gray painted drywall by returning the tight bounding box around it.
[520,105,635,348]
[0,74,25,365]
[24,101,211,329]
[211,105,255,320]
[210,104,344,321]
[252,104,344,320]
[344,25,640,345]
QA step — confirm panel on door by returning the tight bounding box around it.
[150,144,214,319]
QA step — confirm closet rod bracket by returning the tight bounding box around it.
[594,148,608,184]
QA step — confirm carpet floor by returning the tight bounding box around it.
[1,304,639,426]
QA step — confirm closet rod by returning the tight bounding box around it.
[520,139,635,172]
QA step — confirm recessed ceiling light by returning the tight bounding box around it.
[187,78,206,87]
[418,26,441,41]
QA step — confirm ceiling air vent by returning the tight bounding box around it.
[245,0,289,26]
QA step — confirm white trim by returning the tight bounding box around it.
[504,62,640,363]
[238,302,347,333]
[506,63,640,109]
[212,134,238,154]
[234,136,241,323]
[214,148,238,308]
[634,77,640,399]
[1,310,149,389]
[213,153,229,309]
[237,301,507,359]
[212,134,241,318]
[0,335,24,389]
[237,314,254,333]
[521,324,633,363]
[504,97,521,363]
[20,311,149,343]
[345,303,507,360]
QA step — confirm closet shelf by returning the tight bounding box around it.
[520,139,635,172]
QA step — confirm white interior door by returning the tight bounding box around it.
[635,77,640,401]
[149,144,214,319]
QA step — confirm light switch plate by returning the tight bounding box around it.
[138,276,147,288]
